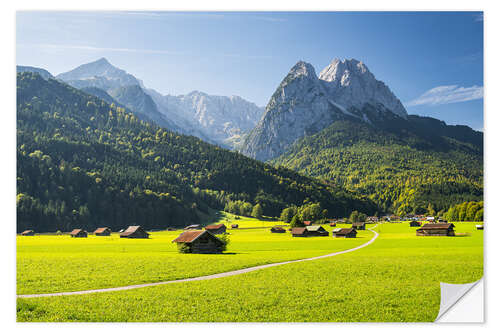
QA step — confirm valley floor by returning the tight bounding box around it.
[17,219,483,322]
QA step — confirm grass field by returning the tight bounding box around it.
[17,221,483,322]
[17,214,368,294]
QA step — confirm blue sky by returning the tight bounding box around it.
[16,11,483,130]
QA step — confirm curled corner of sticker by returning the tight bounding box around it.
[435,278,483,322]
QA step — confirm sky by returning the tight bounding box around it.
[16,11,484,130]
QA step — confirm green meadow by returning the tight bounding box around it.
[17,221,483,322]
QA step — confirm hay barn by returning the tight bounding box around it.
[231,224,239,229]
[416,223,455,236]
[120,226,150,238]
[303,221,313,226]
[352,222,366,230]
[94,227,111,236]
[172,230,224,254]
[332,228,357,238]
[70,229,87,238]
[270,226,286,233]
[21,230,35,236]
[409,221,421,227]
[305,225,329,236]
[329,222,337,227]
[291,227,307,237]
[204,224,227,234]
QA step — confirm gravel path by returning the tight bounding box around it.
[18,226,379,298]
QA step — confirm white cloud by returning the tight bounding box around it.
[406,85,483,107]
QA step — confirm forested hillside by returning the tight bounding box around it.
[271,118,483,216]
[16,72,375,232]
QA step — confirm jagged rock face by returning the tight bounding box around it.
[241,59,408,161]
[241,61,345,161]
[319,58,407,118]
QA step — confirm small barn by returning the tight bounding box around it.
[409,221,421,227]
[231,224,239,229]
[416,223,455,236]
[94,227,111,236]
[329,222,337,227]
[120,226,150,238]
[21,230,35,236]
[303,221,313,226]
[70,229,87,238]
[271,226,286,233]
[305,225,329,236]
[476,224,484,230]
[184,224,201,230]
[291,227,307,237]
[172,230,224,254]
[332,228,357,238]
[352,222,366,230]
[204,224,227,234]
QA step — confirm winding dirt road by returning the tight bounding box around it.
[18,226,379,298]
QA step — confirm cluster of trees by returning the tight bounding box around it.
[272,119,483,216]
[280,202,329,227]
[223,201,263,219]
[444,201,483,222]
[17,72,376,232]
[349,210,367,223]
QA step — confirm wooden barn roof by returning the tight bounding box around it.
[418,223,455,230]
[352,222,365,226]
[205,224,226,230]
[70,228,85,235]
[21,230,34,235]
[172,230,223,244]
[94,227,110,233]
[291,227,306,235]
[271,226,285,230]
[120,225,148,236]
[332,228,356,235]
[303,221,312,226]
[306,225,325,232]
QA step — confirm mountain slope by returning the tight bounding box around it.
[17,66,53,80]
[57,58,264,147]
[271,117,483,215]
[16,72,376,232]
[240,59,409,161]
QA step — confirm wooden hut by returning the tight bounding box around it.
[476,224,484,230]
[291,227,307,237]
[303,221,313,226]
[204,224,227,235]
[70,229,87,238]
[120,226,150,238]
[352,222,366,230]
[271,226,286,233]
[305,225,329,236]
[332,228,357,238]
[172,230,225,254]
[231,224,239,229]
[94,227,111,236]
[20,230,35,236]
[416,223,455,236]
[184,224,201,230]
[329,221,337,227]
[409,221,421,227]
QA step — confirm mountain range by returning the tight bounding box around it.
[16,56,483,218]
[51,58,264,146]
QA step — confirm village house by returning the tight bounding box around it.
[332,228,357,238]
[329,221,337,227]
[70,229,87,238]
[184,224,201,230]
[172,230,225,254]
[231,224,239,229]
[21,230,35,236]
[271,226,286,233]
[409,221,421,227]
[204,224,227,234]
[120,226,150,238]
[352,222,366,230]
[416,223,455,236]
[303,221,313,226]
[94,227,111,236]
[367,216,379,223]
[426,216,436,222]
